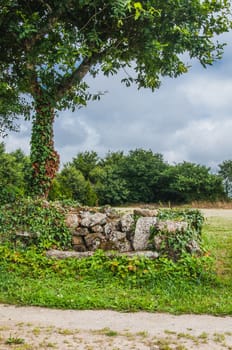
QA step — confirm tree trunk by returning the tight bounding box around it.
[30,91,59,198]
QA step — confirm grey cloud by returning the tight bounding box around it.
[54,112,88,148]
[3,31,232,169]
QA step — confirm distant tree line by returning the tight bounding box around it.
[1,143,231,206]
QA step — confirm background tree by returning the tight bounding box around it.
[0,145,227,205]
[218,160,232,198]
[0,0,230,197]
[49,164,97,205]
[92,164,129,205]
[49,151,99,204]
[0,143,30,204]
[158,162,226,203]
[92,151,129,204]
[120,149,168,203]
[0,81,30,137]
[71,151,99,180]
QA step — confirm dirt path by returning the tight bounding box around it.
[201,209,232,218]
[0,304,232,350]
[117,207,232,218]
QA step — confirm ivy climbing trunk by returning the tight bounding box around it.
[30,92,60,198]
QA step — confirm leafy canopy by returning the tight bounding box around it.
[0,0,231,119]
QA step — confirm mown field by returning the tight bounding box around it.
[202,211,232,285]
[0,209,231,315]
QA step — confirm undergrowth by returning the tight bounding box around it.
[0,244,231,314]
[0,198,72,250]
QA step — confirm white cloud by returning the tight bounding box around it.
[179,78,232,110]
[76,118,100,150]
[5,133,31,154]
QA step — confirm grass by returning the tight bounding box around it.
[202,215,232,283]
[0,213,231,315]
[5,336,25,345]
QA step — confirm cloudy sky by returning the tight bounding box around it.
[3,31,232,171]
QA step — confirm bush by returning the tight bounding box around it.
[0,198,72,250]
[149,209,205,260]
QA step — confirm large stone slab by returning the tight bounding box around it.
[46,249,159,259]
[133,217,157,250]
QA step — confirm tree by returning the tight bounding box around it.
[0,81,30,137]
[71,151,99,180]
[121,149,167,202]
[0,143,30,203]
[92,164,129,205]
[158,161,226,203]
[218,160,232,197]
[0,1,231,197]
[50,164,97,205]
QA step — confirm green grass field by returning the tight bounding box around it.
[0,213,231,315]
[202,215,232,283]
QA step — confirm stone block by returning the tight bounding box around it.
[120,214,134,233]
[156,220,188,233]
[65,213,79,228]
[81,212,107,228]
[134,208,158,217]
[133,217,157,250]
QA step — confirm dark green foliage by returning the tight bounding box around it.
[0,145,227,205]
[93,165,129,205]
[150,209,205,260]
[157,162,226,203]
[72,151,99,180]
[0,81,30,137]
[121,149,168,203]
[0,199,72,250]
[0,143,30,204]
[49,164,97,205]
[218,160,232,198]
[53,150,226,205]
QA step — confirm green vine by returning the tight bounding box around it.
[0,198,72,250]
[157,209,204,236]
[30,91,59,198]
[149,209,204,260]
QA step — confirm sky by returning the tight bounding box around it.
[3,31,232,171]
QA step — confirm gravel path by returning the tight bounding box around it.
[0,304,232,349]
[200,209,232,218]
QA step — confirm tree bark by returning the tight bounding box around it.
[30,90,59,198]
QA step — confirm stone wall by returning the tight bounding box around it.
[64,207,201,258]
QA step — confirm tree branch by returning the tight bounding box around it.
[55,57,93,99]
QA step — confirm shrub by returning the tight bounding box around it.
[0,198,72,250]
[149,209,205,260]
